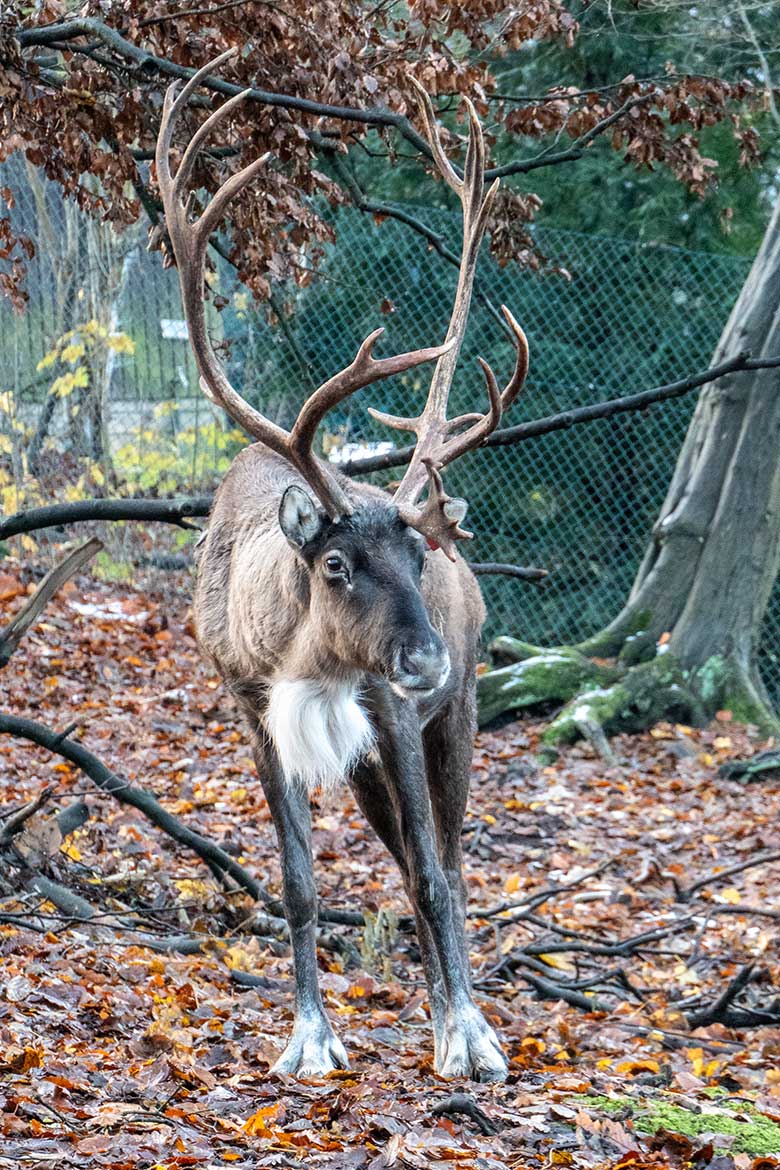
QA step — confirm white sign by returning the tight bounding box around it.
[160,318,189,340]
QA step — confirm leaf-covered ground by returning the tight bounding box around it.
[1,560,779,1170]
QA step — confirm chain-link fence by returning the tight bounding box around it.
[3,162,775,698]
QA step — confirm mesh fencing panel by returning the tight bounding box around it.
[3,165,775,699]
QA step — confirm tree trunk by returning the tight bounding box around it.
[479,200,780,742]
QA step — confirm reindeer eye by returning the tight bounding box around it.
[323,553,347,578]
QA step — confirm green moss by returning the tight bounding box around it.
[543,656,703,746]
[476,652,616,727]
[576,608,653,658]
[692,655,780,734]
[542,683,628,746]
[489,637,547,664]
[577,1094,780,1156]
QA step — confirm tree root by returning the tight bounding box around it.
[477,648,617,727]
[476,638,779,751]
[542,658,704,750]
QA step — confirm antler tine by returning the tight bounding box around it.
[408,76,462,195]
[497,306,530,412]
[373,82,530,559]
[156,47,240,198]
[290,330,455,456]
[155,52,452,521]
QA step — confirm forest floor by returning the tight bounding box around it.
[0,558,779,1170]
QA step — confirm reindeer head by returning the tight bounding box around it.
[278,485,449,694]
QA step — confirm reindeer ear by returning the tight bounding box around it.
[279,485,325,550]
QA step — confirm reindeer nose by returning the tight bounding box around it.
[395,643,451,692]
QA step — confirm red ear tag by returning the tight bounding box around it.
[426,538,440,551]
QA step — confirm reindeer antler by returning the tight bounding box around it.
[155,50,453,520]
[371,78,529,559]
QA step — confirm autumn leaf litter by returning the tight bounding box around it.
[0,564,779,1169]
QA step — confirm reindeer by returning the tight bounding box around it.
[155,51,528,1082]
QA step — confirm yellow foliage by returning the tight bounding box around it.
[2,484,20,513]
[175,879,212,902]
[51,366,89,398]
[107,332,135,355]
[114,420,245,492]
[60,342,86,364]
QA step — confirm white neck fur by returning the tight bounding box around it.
[265,678,374,793]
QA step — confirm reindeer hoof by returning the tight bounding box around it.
[272,1015,349,1078]
[437,1008,508,1083]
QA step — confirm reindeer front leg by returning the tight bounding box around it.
[251,733,348,1076]
[371,691,507,1083]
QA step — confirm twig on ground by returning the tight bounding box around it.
[518,969,611,1012]
[686,963,757,1028]
[27,873,100,923]
[676,850,780,902]
[470,859,615,920]
[0,787,54,842]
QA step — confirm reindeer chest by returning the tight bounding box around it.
[264,677,375,793]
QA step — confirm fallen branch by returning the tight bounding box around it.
[676,850,780,902]
[0,537,102,666]
[56,799,90,838]
[518,969,611,1013]
[0,787,54,843]
[28,873,100,923]
[471,859,614,920]
[0,712,280,911]
[686,963,756,1028]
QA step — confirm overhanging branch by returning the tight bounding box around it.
[14,17,433,160]
[14,17,656,182]
[3,353,779,539]
[0,496,211,541]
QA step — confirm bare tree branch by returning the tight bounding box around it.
[0,497,210,541]
[677,849,780,902]
[342,350,780,474]
[0,538,102,667]
[470,562,548,581]
[3,354,779,541]
[0,711,280,910]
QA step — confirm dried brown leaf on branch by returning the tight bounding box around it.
[0,1,764,302]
